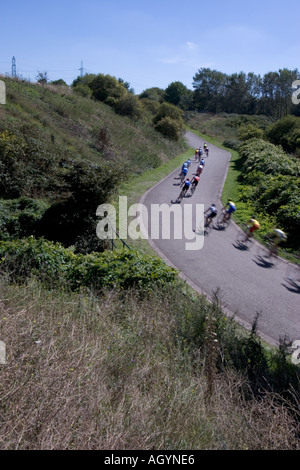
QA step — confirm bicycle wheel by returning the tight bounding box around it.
[217,213,230,229]
[204,220,213,235]
[236,231,247,246]
[236,224,249,246]
[256,243,277,266]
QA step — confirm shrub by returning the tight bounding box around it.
[153,102,184,126]
[0,238,178,292]
[154,117,182,141]
[0,197,49,240]
[239,138,300,176]
[72,84,93,98]
[238,124,264,141]
[223,139,242,150]
[89,73,127,104]
[265,115,300,154]
[36,159,126,253]
[113,94,143,120]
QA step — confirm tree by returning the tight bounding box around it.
[164,81,189,107]
[113,94,143,120]
[154,117,182,141]
[71,73,96,88]
[36,71,48,86]
[138,87,165,102]
[192,68,227,113]
[153,102,184,126]
[118,78,134,94]
[89,73,127,104]
[265,115,300,154]
[224,72,257,114]
[50,79,68,87]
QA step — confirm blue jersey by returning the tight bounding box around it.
[226,201,236,213]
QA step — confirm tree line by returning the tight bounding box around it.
[188,68,300,118]
[41,67,300,141]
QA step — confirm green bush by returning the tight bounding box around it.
[237,138,300,249]
[36,159,126,253]
[0,197,49,240]
[154,116,182,141]
[0,238,178,292]
[89,73,127,104]
[223,139,242,150]
[238,124,264,141]
[153,102,184,126]
[113,94,143,120]
[239,138,300,176]
[265,115,300,155]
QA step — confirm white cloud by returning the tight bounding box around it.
[186,41,198,50]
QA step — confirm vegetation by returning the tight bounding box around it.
[185,112,300,253]
[192,67,300,118]
[0,237,178,292]
[0,74,300,450]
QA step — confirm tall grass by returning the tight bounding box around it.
[0,278,299,450]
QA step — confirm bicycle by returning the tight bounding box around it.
[217,209,231,230]
[190,183,197,196]
[177,186,188,203]
[236,223,253,248]
[256,237,278,266]
[204,215,215,235]
[180,170,188,184]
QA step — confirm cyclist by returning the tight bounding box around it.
[180,163,188,182]
[244,216,260,242]
[181,161,188,171]
[205,147,209,157]
[200,157,205,167]
[178,178,191,199]
[198,147,203,158]
[191,175,200,193]
[186,158,191,169]
[265,228,287,255]
[196,163,204,176]
[222,199,236,222]
[194,148,199,160]
[204,204,218,226]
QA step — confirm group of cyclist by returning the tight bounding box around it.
[207,201,287,256]
[178,148,208,200]
[178,146,288,257]
[195,143,209,160]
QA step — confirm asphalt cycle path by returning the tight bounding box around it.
[140,131,300,347]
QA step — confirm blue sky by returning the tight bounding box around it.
[0,0,298,94]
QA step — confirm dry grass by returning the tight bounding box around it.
[0,279,299,450]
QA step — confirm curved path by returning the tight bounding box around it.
[140,131,300,347]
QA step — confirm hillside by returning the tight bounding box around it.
[0,77,300,450]
[0,77,187,252]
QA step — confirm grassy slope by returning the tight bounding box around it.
[1,77,187,173]
[1,84,299,450]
